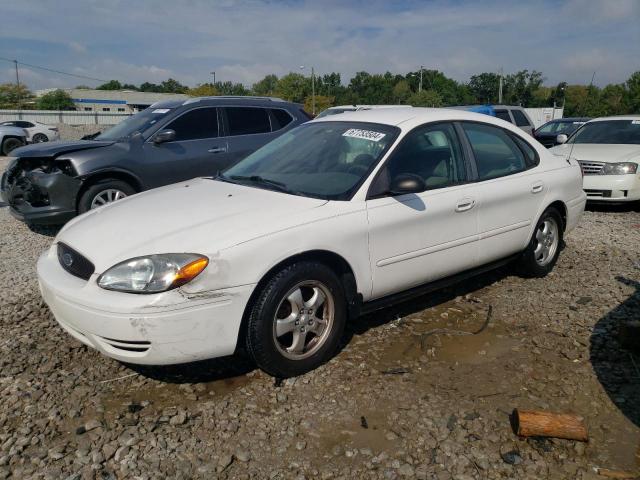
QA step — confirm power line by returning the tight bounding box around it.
[0,56,109,83]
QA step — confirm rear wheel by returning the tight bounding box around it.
[518,207,563,277]
[78,179,136,213]
[2,137,23,155]
[32,133,49,143]
[246,261,347,378]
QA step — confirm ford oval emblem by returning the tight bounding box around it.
[62,253,74,267]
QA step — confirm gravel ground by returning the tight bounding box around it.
[1,155,639,479]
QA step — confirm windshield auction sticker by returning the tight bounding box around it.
[152,109,171,114]
[342,128,386,142]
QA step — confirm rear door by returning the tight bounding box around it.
[220,107,280,167]
[142,106,228,188]
[460,122,545,265]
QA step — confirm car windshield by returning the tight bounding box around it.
[569,120,640,145]
[95,107,174,141]
[221,121,399,200]
[537,121,584,135]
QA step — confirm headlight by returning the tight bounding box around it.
[98,254,208,293]
[601,162,638,175]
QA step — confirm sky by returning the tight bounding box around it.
[0,0,638,91]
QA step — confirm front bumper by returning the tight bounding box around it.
[37,247,255,365]
[582,174,640,202]
[1,164,79,224]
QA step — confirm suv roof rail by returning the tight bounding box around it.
[183,95,286,105]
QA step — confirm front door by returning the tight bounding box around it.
[366,122,479,299]
[142,106,230,188]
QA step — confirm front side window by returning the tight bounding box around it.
[222,121,399,200]
[495,110,512,123]
[569,120,640,145]
[165,107,218,141]
[462,123,527,180]
[512,110,531,127]
[225,107,271,136]
[372,123,466,195]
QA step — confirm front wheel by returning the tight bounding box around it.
[2,137,23,155]
[78,179,136,214]
[32,133,49,143]
[246,261,347,378]
[518,207,563,277]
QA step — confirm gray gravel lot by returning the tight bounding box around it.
[1,155,639,479]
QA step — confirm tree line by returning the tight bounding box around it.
[1,69,639,117]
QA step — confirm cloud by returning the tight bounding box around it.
[0,0,637,90]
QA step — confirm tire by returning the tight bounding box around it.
[78,179,136,213]
[2,137,23,156]
[518,207,563,277]
[32,133,49,143]
[246,261,347,378]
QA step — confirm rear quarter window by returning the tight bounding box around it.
[495,110,512,123]
[270,109,294,130]
[512,110,532,127]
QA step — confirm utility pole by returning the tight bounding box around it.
[14,59,21,110]
[498,67,503,104]
[210,71,216,84]
[419,65,424,93]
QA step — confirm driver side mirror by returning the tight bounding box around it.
[153,129,176,144]
[556,134,568,145]
[389,173,426,195]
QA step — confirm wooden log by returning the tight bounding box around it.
[511,409,588,442]
[594,467,639,479]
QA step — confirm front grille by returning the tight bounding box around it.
[584,189,612,198]
[578,161,605,175]
[57,242,95,280]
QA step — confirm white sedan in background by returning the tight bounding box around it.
[0,120,59,143]
[551,116,640,203]
[37,108,585,377]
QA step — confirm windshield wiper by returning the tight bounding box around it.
[227,175,293,194]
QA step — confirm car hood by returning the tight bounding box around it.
[550,143,640,163]
[13,140,115,158]
[56,178,328,272]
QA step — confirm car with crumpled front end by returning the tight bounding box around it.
[550,116,640,203]
[0,96,308,225]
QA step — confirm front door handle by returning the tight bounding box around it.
[455,198,476,212]
[208,146,227,154]
[531,182,544,194]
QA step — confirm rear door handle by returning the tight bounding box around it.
[208,146,227,154]
[455,198,476,212]
[531,182,544,194]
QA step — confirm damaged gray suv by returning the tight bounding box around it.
[0,96,308,225]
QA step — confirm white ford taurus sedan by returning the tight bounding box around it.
[37,108,586,377]
[550,116,640,203]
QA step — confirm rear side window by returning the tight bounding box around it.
[512,109,531,127]
[462,123,526,180]
[165,107,218,141]
[225,107,271,136]
[271,109,294,130]
[512,135,539,168]
[495,110,512,123]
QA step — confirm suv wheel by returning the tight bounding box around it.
[78,179,136,213]
[32,133,49,143]
[518,207,563,277]
[2,137,23,156]
[246,261,347,378]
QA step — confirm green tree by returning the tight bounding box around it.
[97,80,123,90]
[160,78,188,94]
[214,81,249,96]
[252,74,279,96]
[468,72,500,104]
[187,83,219,97]
[626,71,640,113]
[0,83,33,108]
[275,73,309,103]
[503,70,544,106]
[600,84,628,115]
[304,95,334,116]
[392,80,412,104]
[408,89,443,107]
[36,89,75,110]
[139,82,163,92]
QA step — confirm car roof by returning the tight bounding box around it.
[588,115,640,122]
[549,117,590,122]
[150,96,300,110]
[311,106,516,130]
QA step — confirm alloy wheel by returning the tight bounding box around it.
[90,189,128,209]
[534,218,559,266]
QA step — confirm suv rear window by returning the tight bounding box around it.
[512,109,531,127]
[271,109,294,130]
[495,110,512,123]
[225,107,271,136]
